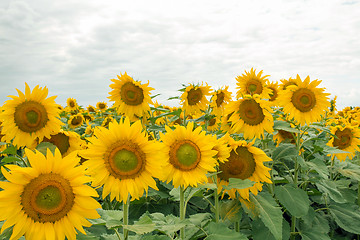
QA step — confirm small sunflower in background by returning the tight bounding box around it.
[216,139,272,200]
[101,115,114,128]
[235,68,272,99]
[180,83,212,116]
[0,83,62,148]
[80,117,164,203]
[280,77,299,90]
[327,124,360,161]
[278,75,330,126]
[226,95,274,139]
[40,130,84,157]
[205,115,221,132]
[160,121,218,188]
[87,105,96,113]
[0,148,101,240]
[68,113,84,128]
[209,86,232,116]
[96,101,108,112]
[66,97,78,111]
[266,81,280,106]
[108,72,154,121]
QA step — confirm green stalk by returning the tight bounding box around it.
[123,195,130,240]
[213,174,220,223]
[180,186,186,239]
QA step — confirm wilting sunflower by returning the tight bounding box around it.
[96,101,108,112]
[226,95,274,139]
[40,130,84,157]
[327,124,360,161]
[0,148,100,240]
[66,98,78,111]
[267,81,280,106]
[180,83,212,116]
[160,122,218,188]
[235,68,272,99]
[0,83,62,148]
[68,113,84,128]
[80,117,164,203]
[216,139,272,200]
[278,75,330,125]
[209,86,232,116]
[108,72,154,121]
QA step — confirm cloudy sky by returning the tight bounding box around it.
[1,0,359,110]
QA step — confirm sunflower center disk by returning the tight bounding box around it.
[334,128,352,149]
[43,133,70,155]
[170,140,201,171]
[21,173,74,223]
[215,92,225,107]
[291,88,316,112]
[187,88,202,105]
[269,87,278,101]
[120,82,144,106]
[246,80,262,95]
[239,99,265,126]
[14,101,48,133]
[218,146,256,181]
[71,116,82,126]
[107,143,145,179]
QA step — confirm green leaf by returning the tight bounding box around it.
[300,228,331,240]
[329,202,360,234]
[36,142,57,156]
[316,180,346,204]
[123,214,156,234]
[222,178,255,190]
[306,158,329,179]
[250,192,283,240]
[187,213,212,227]
[252,218,290,240]
[273,120,300,133]
[1,156,21,164]
[272,143,298,161]
[275,184,310,218]
[0,145,17,155]
[219,200,242,223]
[323,145,349,155]
[204,222,248,240]
[96,209,123,229]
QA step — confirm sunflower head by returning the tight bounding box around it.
[68,113,84,128]
[235,68,272,99]
[41,130,84,157]
[96,101,108,112]
[180,83,212,116]
[209,86,232,116]
[267,81,280,105]
[66,98,78,111]
[108,72,154,121]
[0,83,62,147]
[87,105,96,113]
[280,77,299,90]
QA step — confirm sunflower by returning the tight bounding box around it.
[40,130,84,157]
[68,113,84,128]
[280,77,299,90]
[277,75,330,125]
[101,115,114,128]
[209,86,232,116]
[216,139,272,200]
[226,95,274,139]
[0,83,62,148]
[87,105,96,113]
[80,117,164,203]
[66,98,78,111]
[159,122,218,188]
[96,101,108,112]
[205,115,221,132]
[180,83,212,116]
[210,133,231,164]
[108,72,154,121]
[329,96,338,113]
[266,81,280,106]
[235,68,272,99]
[327,124,360,161]
[0,148,100,240]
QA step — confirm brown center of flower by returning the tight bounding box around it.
[187,88,203,106]
[14,101,49,133]
[268,87,278,101]
[43,133,70,155]
[246,80,263,95]
[278,130,295,143]
[169,140,201,171]
[98,103,106,109]
[71,116,83,127]
[208,118,216,126]
[218,146,256,181]
[291,88,316,112]
[215,92,225,108]
[333,128,352,149]
[120,82,144,106]
[105,142,145,179]
[238,99,265,126]
[21,173,74,223]
[69,101,75,108]
[88,106,96,112]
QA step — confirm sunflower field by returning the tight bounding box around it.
[1,69,360,240]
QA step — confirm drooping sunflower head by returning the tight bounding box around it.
[235,68,272,99]
[209,86,232,116]
[217,140,272,200]
[68,113,84,128]
[41,130,84,157]
[180,83,212,116]
[278,75,330,125]
[227,95,274,139]
[327,124,360,161]
[108,72,154,121]
[66,97,78,111]
[80,117,165,203]
[0,83,62,148]
[96,101,108,112]
[0,148,101,240]
[160,121,218,188]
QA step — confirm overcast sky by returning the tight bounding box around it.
[1,0,359,110]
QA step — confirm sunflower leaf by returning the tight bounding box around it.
[329,202,360,234]
[0,145,17,155]
[204,222,248,240]
[222,178,255,190]
[275,184,310,218]
[36,142,57,156]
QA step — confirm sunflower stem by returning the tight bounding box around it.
[123,194,130,240]
[213,174,220,223]
[235,221,240,232]
[180,185,186,239]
